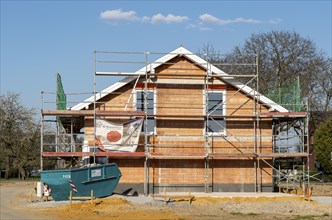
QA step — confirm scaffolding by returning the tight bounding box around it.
[40,48,310,195]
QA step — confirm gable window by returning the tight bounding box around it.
[135,89,155,134]
[206,91,226,136]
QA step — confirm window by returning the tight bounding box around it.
[135,90,155,134]
[206,91,226,135]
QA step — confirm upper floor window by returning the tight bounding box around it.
[135,89,155,134]
[207,91,226,136]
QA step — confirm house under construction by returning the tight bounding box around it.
[41,46,309,195]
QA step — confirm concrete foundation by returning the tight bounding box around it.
[114,183,274,195]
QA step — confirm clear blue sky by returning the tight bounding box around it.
[1,0,331,111]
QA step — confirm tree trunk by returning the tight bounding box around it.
[4,156,10,179]
[18,167,26,180]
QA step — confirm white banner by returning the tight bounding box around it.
[95,118,143,152]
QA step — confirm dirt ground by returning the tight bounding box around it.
[1,181,331,220]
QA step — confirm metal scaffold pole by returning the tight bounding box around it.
[253,54,258,192]
[144,51,149,196]
[93,51,97,164]
[256,54,261,193]
[40,92,44,171]
[204,51,208,193]
[306,100,310,191]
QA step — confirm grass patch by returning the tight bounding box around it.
[230,212,259,216]
[247,213,259,216]
[291,215,327,220]
[0,177,40,182]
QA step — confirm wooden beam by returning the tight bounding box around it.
[42,110,307,119]
[95,72,207,77]
[208,153,256,158]
[42,151,308,159]
[257,153,308,158]
[41,110,145,117]
[153,114,259,118]
[42,110,258,118]
[42,152,146,158]
[259,112,307,118]
[148,153,205,159]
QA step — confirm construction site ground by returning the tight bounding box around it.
[1,181,331,220]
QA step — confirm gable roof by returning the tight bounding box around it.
[71,46,288,112]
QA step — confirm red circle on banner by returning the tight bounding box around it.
[107,131,122,143]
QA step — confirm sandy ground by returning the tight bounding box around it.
[1,181,331,220]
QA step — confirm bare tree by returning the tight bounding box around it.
[198,31,331,111]
[197,42,224,64]
[309,58,332,111]
[0,92,40,178]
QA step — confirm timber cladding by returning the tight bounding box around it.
[157,84,204,118]
[91,84,135,111]
[156,56,206,77]
[157,120,204,136]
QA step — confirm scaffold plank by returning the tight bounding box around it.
[257,153,308,158]
[42,152,146,158]
[42,110,145,117]
[259,112,307,118]
[208,153,256,158]
[42,110,306,119]
[148,153,205,159]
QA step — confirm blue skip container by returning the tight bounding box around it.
[41,163,122,201]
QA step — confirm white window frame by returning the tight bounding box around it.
[134,88,156,135]
[206,90,226,136]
